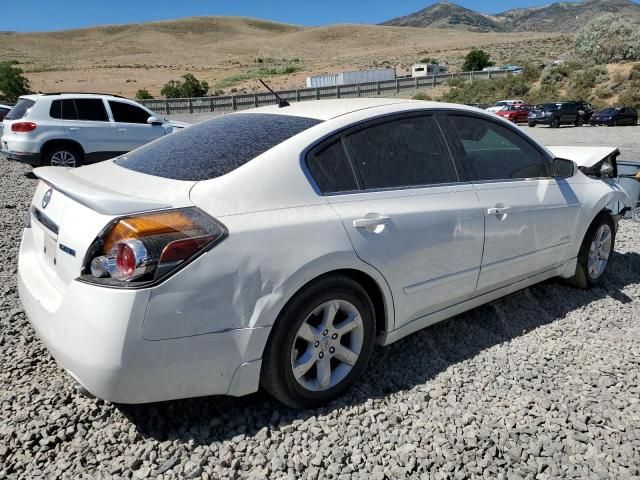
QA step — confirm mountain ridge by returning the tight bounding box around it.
[382,0,640,32]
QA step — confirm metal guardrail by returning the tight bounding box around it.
[139,70,509,115]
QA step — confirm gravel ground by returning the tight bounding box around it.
[1,141,640,479]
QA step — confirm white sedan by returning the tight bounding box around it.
[18,99,632,408]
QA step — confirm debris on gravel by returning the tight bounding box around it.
[1,158,639,479]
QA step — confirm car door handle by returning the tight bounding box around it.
[68,127,79,131]
[353,216,390,228]
[117,128,127,133]
[487,206,511,215]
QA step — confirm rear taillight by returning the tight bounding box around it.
[12,122,37,132]
[83,207,226,287]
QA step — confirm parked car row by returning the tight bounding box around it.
[485,99,637,128]
[1,93,187,168]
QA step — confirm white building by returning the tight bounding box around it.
[411,63,448,77]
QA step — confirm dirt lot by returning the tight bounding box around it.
[1,124,639,479]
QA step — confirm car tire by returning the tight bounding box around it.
[550,117,560,128]
[261,274,376,409]
[566,213,615,289]
[574,117,583,127]
[528,122,536,127]
[44,145,83,168]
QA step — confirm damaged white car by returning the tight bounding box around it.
[18,99,638,408]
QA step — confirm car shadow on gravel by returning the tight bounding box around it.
[117,250,640,446]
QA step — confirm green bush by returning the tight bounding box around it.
[161,73,209,98]
[135,89,154,100]
[462,49,494,72]
[412,91,432,101]
[418,57,439,65]
[617,88,640,109]
[574,14,640,62]
[0,61,31,102]
[441,75,530,105]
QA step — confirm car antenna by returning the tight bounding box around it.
[259,79,290,108]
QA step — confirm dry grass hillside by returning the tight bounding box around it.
[0,16,566,97]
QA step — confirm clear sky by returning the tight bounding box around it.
[2,0,631,32]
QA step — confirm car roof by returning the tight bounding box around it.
[19,93,130,102]
[238,98,484,121]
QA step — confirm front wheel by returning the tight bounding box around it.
[261,275,376,409]
[567,214,615,289]
[574,117,583,127]
[528,122,536,127]
[550,117,560,128]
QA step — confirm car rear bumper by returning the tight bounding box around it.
[1,149,42,165]
[17,228,268,403]
[1,137,42,165]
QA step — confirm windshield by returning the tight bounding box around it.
[599,108,618,114]
[116,113,322,181]
[541,103,561,111]
[5,98,35,120]
[495,101,509,107]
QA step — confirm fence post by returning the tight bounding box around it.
[433,75,436,87]
[376,81,381,96]
[415,77,419,90]
[254,94,259,108]
[337,86,341,99]
[356,83,361,98]
[188,99,193,114]
[488,71,492,79]
[209,98,214,112]
[316,88,320,100]
[395,79,400,93]
[296,90,300,102]
[232,95,237,111]
[165,100,170,115]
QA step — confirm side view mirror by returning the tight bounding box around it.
[147,116,162,126]
[553,158,575,178]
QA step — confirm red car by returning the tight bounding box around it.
[495,104,532,123]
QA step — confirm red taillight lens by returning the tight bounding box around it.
[12,122,37,132]
[84,208,226,285]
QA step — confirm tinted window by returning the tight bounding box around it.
[0,107,10,121]
[116,113,322,181]
[344,115,457,189]
[50,99,79,120]
[109,101,151,124]
[5,99,35,120]
[74,99,108,122]
[448,115,548,181]
[307,140,358,193]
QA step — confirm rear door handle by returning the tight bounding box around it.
[353,216,390,229]
[68,127,79,131]
[487,206,511,215]
[117,128,127,133]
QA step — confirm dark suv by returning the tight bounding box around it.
[569,100,594,123]
[528,102,581,128]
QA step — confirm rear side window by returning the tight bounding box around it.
[50,99,79,120]
[0,107,10,121]
[109,101,151,124]
[448,115,549,181]
[74,99,108,121]
[344,115,458,189]
[306,140,358,193]
[5,99,35,120]
[116,113,322,181]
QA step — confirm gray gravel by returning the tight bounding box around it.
[2,144,640,479]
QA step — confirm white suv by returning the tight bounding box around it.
[485,99,525,113]
[1,93,187,167]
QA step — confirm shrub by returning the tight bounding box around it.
[462,49,494,72]
[418,57,439,65]
[0,60,31,102]
[412,91,432,101]
[135,89,154,100]
[617,88,640,110]
[574,14,640,62]
[160,74,209,98]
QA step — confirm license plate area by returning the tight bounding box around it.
[43,234,58,267]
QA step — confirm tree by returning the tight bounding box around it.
[462,49,494,72]
[418,57,439,65]
[574,14,640,63]
[0,61,31,102]
[160,74,209,98]
[135,89,154,100]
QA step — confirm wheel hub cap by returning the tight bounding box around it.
[290,299,364,392]
[587,224,612,279]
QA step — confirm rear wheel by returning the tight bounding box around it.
[574,117,583,127]
[261,275,376,409]
[44,145,83,168]
[528,122,536,127]
[566,214,615,289]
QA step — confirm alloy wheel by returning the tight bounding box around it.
[587,224,612,279]
[290,300,364,392]
[50,150,77,167]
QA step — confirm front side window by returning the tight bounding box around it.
[343,115,458,190]
[74,99,109,122]
[109,101,151,124]
[448,115,549,181]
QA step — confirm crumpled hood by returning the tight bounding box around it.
[546,146,620,169]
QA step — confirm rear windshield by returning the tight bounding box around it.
[5,98,35,120]
[600,108,618,114]
[541,103,561,111]
[116,113,322,181]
